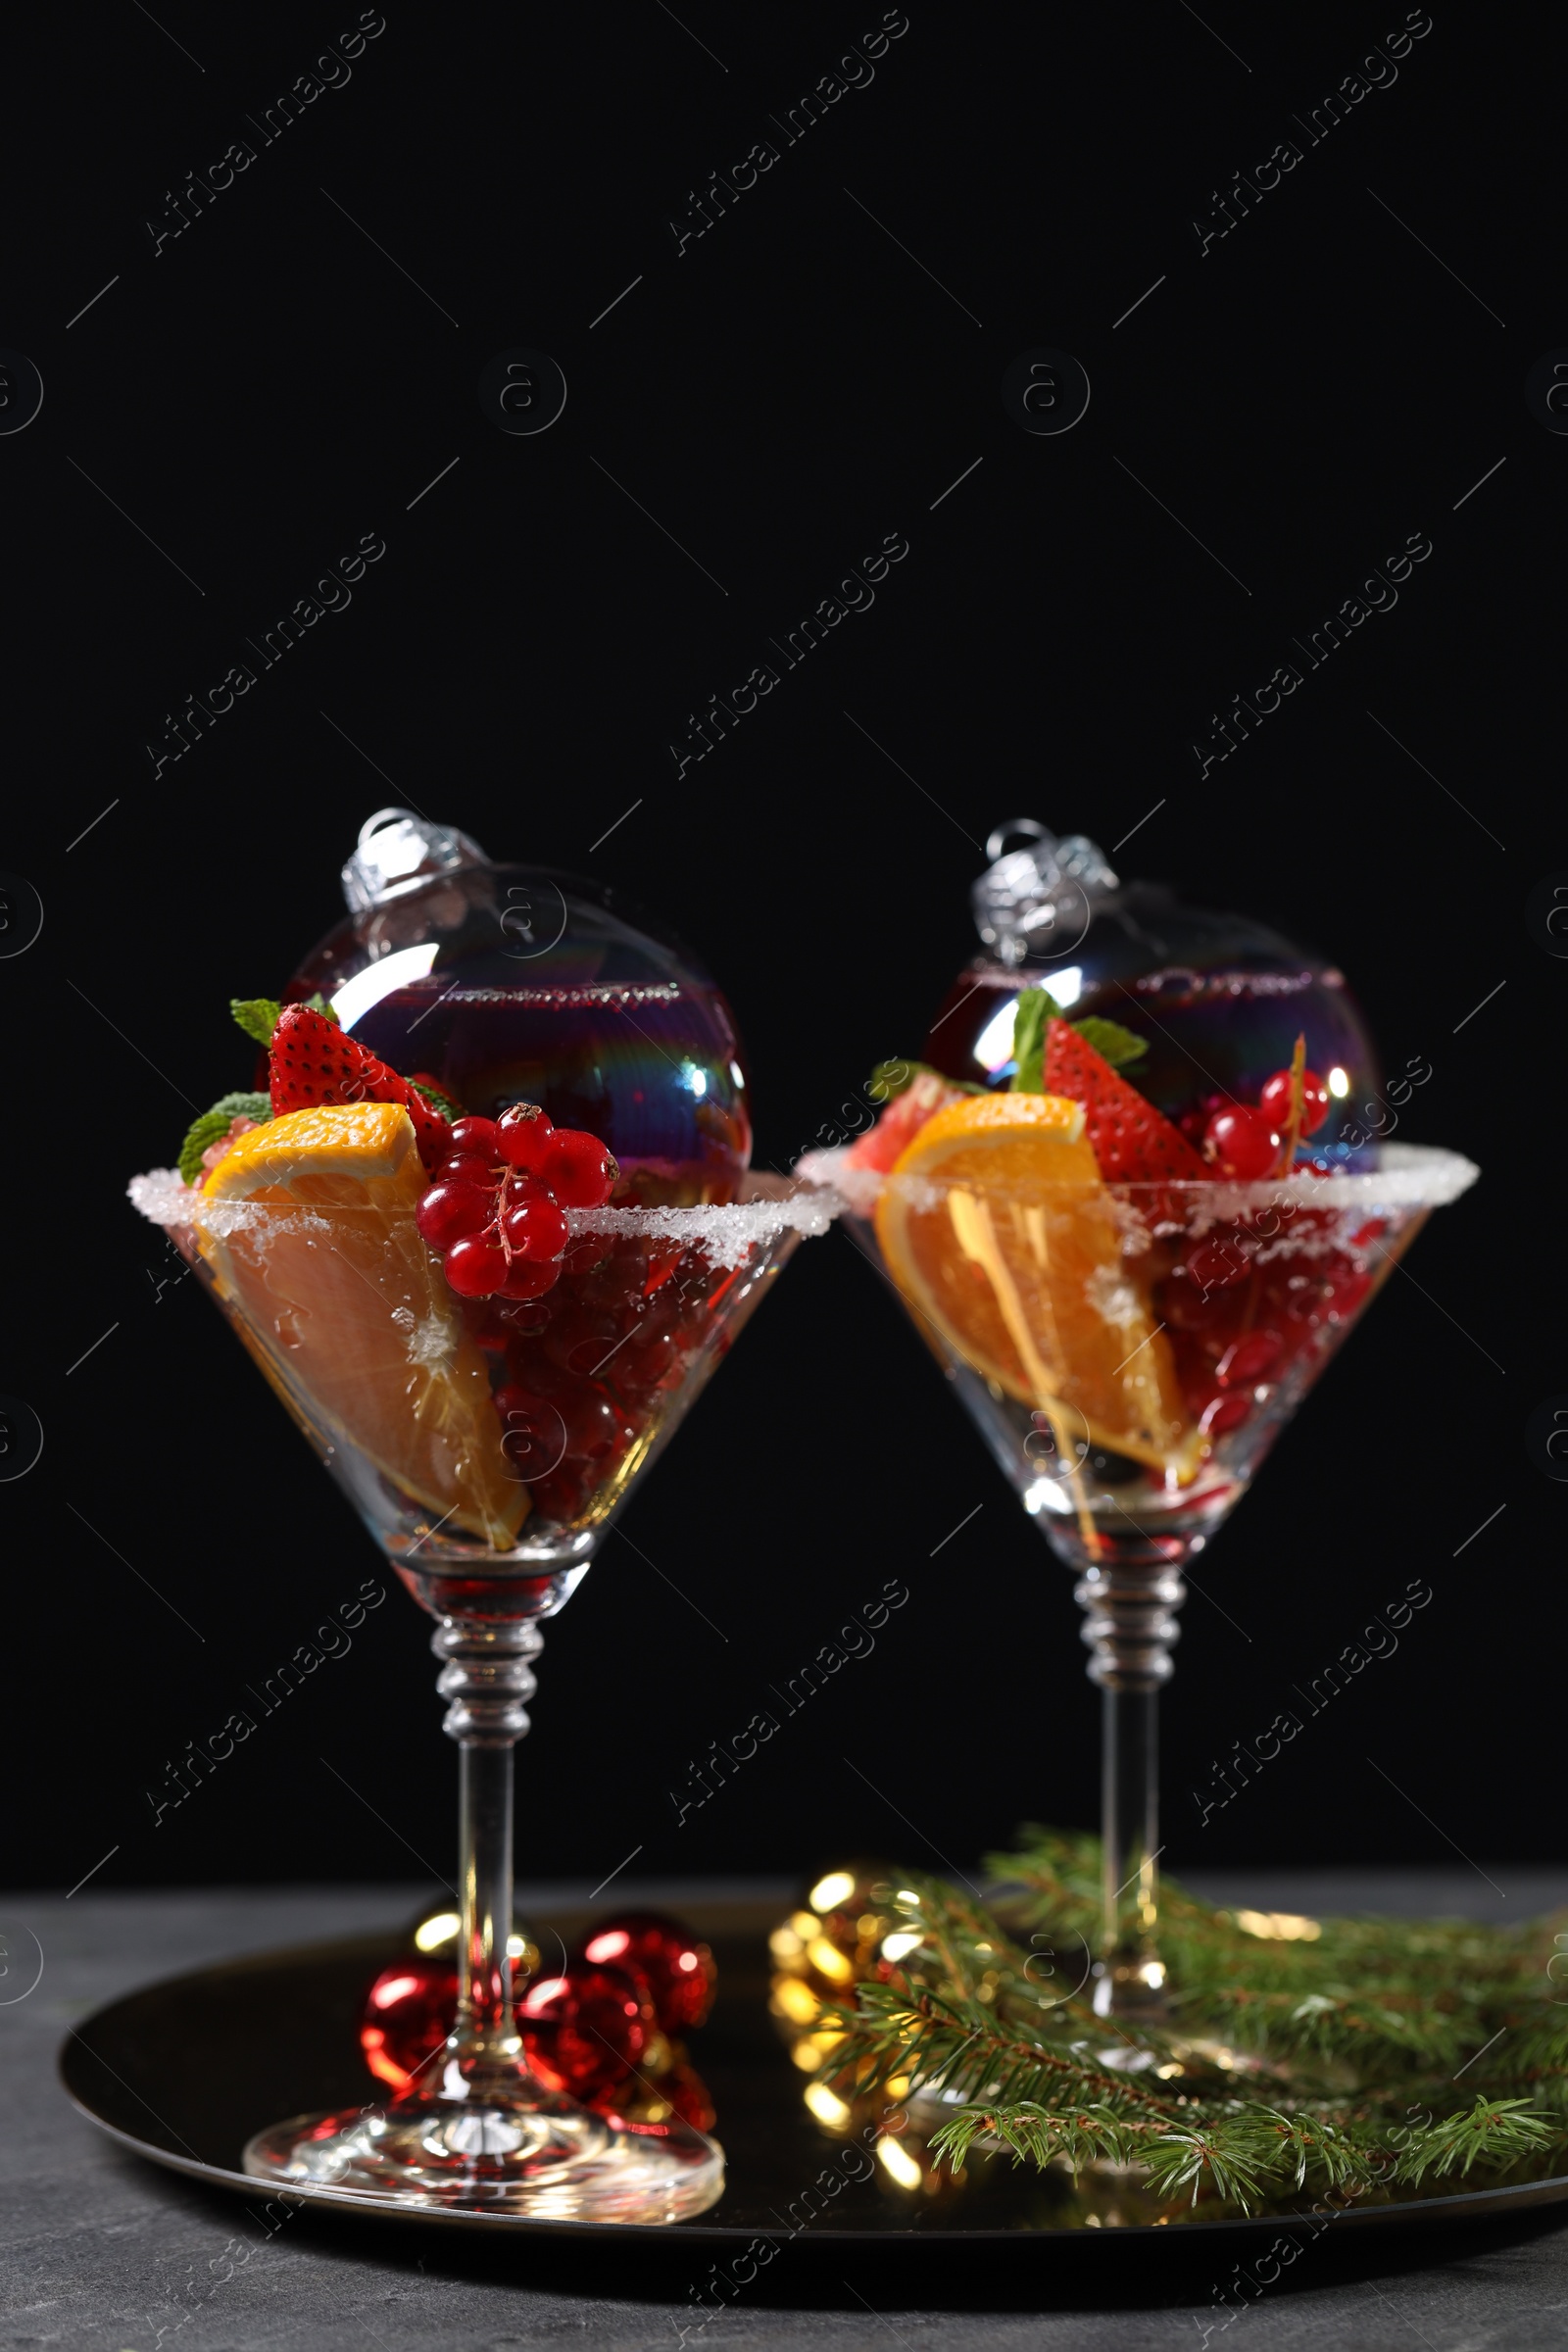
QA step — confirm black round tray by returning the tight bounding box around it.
[60,1898,1568,2245]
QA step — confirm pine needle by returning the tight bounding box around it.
[814,1834,1568,2216]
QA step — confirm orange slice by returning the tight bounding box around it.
[875,1093,1198,1477]
[195,1103,526,1546]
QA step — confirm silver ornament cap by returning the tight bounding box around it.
[341,808,488,913]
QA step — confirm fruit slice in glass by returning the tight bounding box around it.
[130,1105,833,2218]
[817,1108,1477,2017]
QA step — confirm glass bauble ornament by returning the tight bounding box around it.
[581,1911,717,2034]
[360,1954,459,2097]
[923,821,1382,1165]
[519,1959,659,2100]
[288,808,750,1204]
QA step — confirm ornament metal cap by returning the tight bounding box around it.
[341,808,489,912]
[971,817,1119,966]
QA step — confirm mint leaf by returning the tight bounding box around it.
[231,997,281,1045]
[1070,1016,1149,1069]
[868,1058,917,1103]
[230,994,337,1043]
[178,1112,233,1183]
[1008,989,1062,1092]
[409,1076,464,1122]
[177,1093,271,1184]
[866,1058,985,1103]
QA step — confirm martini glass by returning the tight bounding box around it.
[130,1158,832,2219]
[821,1144,1477,2019]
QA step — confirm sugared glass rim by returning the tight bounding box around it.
[796,1140,1479,1218]
[126,1166,838,1270]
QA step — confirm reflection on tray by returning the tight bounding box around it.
[58,1899,1568,2241]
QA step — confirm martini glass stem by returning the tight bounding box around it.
[1075,1555,1185,2019]
[1102,1684,1159,1961]
[434,1617,545,2079]
[459,1739,516,2048]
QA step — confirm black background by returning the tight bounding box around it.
[2,1,1559,1896]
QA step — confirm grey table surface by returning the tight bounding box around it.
[7,1870,1568,2352]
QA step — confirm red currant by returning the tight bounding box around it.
[543,1308,621,1379]
[504,1340,569,1396]
[527,1466,589,1524]
[643,1241,687,1295]
[1215,1330,1281,1389]
[1321,1260,1372,1321]
[1200,1392,1250,1438]
[416,1181,496,1250]
[444,1234,510,1297]
[450,1115,501,1157]
[562,1390,630,1461]
[502,1195,569,1263]
[542,1129,618,1207]
[493,1385,566,1478]
[496,1295,555,1337]
[1259,1067,1331,1138]
[561,1230,615,1276]
[1276,1272,1324,1330]
[495,1381,552,1419]
[1298,1074,1332,1136]
[612,1329,679,1396]
[499,1255,560,1300]
[438,1152,500,1190]
[1184,1233,1251,1293]
[573,1242,649,1310]
[1203,1105,1281,1180]
[498,1104,555,1171]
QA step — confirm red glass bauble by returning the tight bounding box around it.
[579,1911,717,2034]
[362,1910,717,2105]
[518,1959,654,2098]
[659,2059,717,2132]
[359,1956,458,2096]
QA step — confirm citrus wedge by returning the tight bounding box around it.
[875,1093,1198,1478]
[195,1103,526,1546]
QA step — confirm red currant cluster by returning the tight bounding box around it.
[415,1105,618,1301]
[1200,1064,1332,1181]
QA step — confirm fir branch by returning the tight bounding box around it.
[1139,2116,1283,2210]
[821,1978,1171,2118]
[817,1834,1568,2216]
[1395,2097,1557,2180]
[931,2102,1148,2180]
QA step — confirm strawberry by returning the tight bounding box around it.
[270,1004,453,1172]
[845,1071,965,1172]
[1042,1018,1207,1189]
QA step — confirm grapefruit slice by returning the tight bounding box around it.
[844,1071,966,1173]
[874,1094,1198,1478]
[194,1103,526,1546]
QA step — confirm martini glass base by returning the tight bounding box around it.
[1092,1952,1169,2024]
[242,2082,724,2221]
